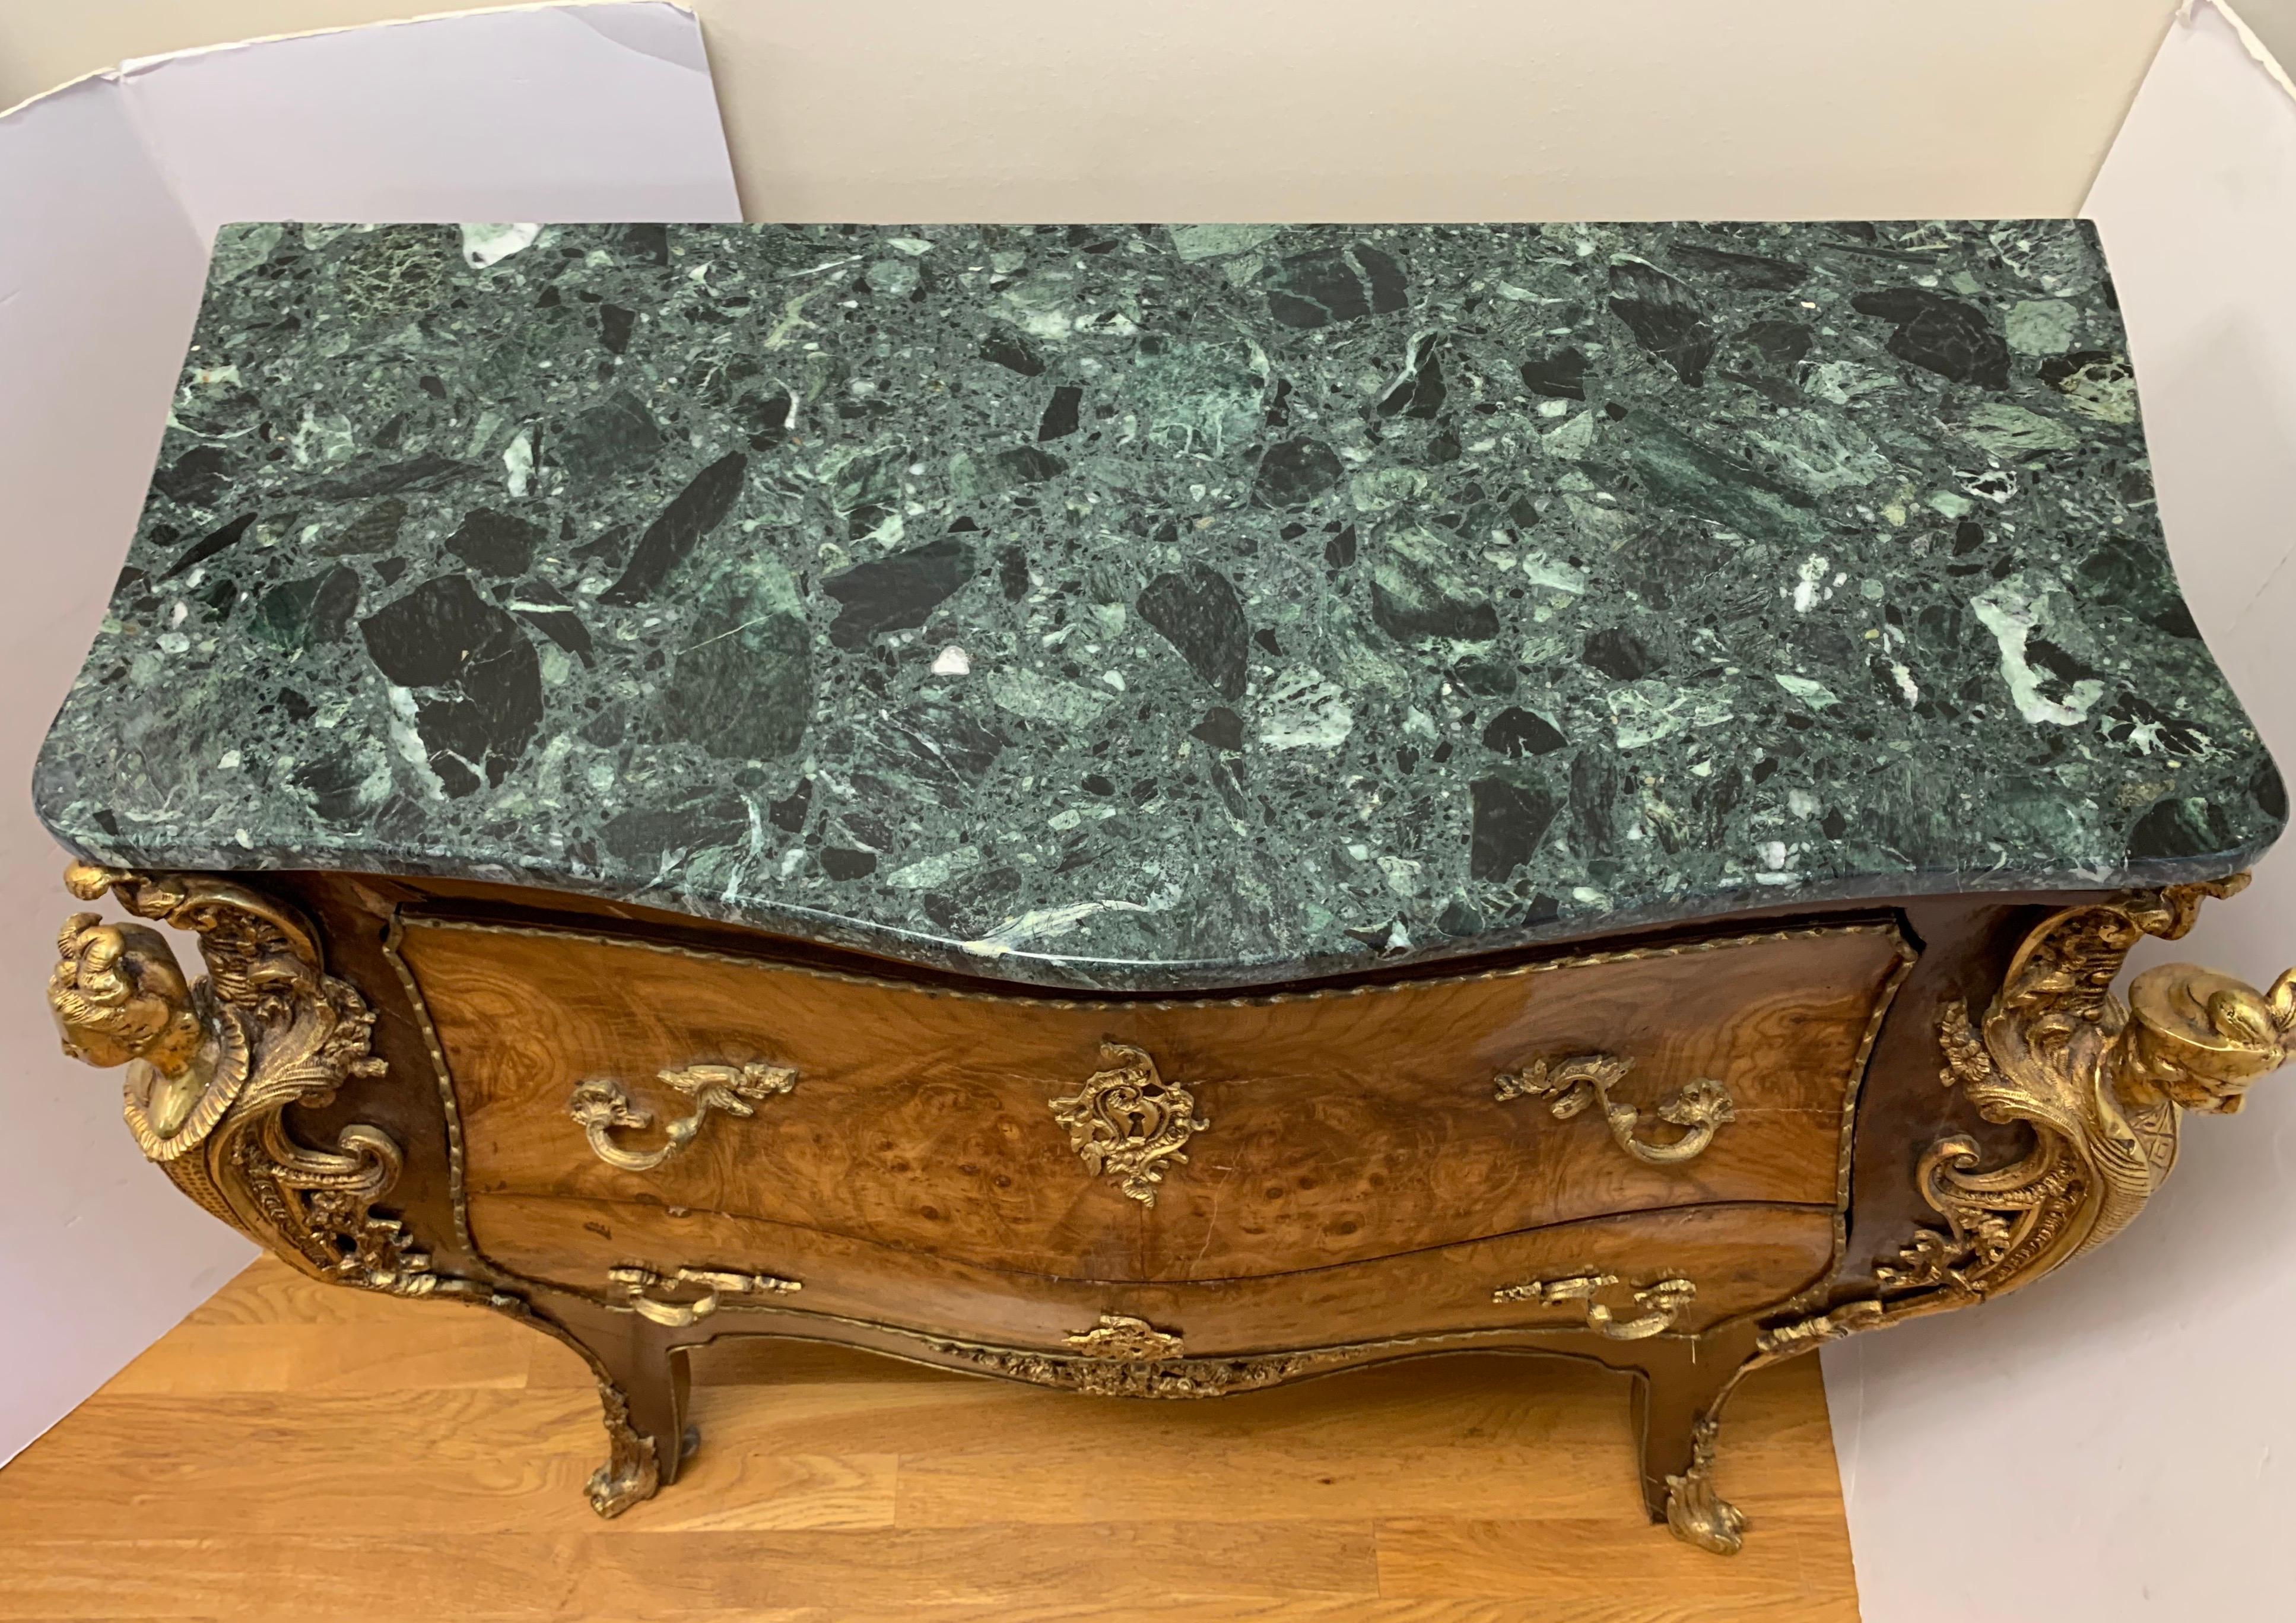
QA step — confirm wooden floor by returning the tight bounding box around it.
[1,1257,1859,1621]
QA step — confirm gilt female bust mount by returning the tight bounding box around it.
[35,220,2293,1553]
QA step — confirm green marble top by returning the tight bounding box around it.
[33,221,2284,990]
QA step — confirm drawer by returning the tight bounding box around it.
[394,914,1909,1284]
[466,1194,1835,1354]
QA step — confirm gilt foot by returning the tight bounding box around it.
[583,1380,663,1518]
[1663,1418,1745,1555]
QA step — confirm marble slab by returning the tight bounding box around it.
[33,222,2284,989]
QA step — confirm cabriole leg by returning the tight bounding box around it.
[577,1322,696,1516]
[1632,1338,1754,1554]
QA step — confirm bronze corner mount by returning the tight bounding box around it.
[47,860,426,1294]
[1663,876,2296,1557]
[1878,875,2296,1304]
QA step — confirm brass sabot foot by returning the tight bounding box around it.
[1663,1419,1745,1555]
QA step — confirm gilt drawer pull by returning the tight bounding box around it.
[1494,1273,1697,1340]
[607,1263,801,1327]
[1048,1041,1208,1206]
[1495,1053,1735,1166]
[569,1061,796,1173]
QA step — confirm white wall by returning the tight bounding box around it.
[2235,0,2296,74]
[6,1,2185,217]
[1824,7,2296,1617]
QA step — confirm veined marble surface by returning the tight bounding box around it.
[33,222,2284,989]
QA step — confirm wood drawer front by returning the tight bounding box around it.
[398,916,1908,1284]
[466,1194,1834,1354]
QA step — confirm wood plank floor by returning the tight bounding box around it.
[0,1257,1859,1621]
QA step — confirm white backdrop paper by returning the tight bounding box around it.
[0,0,737,1468]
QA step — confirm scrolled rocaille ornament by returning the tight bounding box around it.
[1047,1041,1208,1206]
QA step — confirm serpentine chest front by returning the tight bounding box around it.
[46,864,2296,1554]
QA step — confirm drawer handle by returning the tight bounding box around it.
[569,1061,797,1173]
[606,1263,801,1327]
[1494,1053,1735,1166]
[1048,1041,1208,1206]
[1494,1273,1697,1340]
